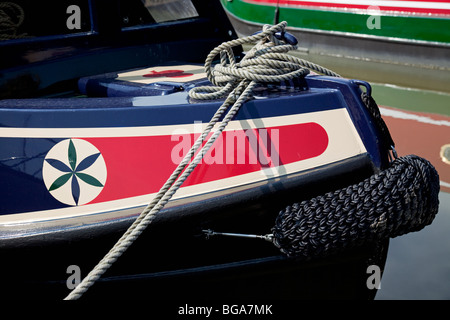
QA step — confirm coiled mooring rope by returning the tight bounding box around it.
[0,2,29,40]
[272,155,440,258]
[65,21,333,300]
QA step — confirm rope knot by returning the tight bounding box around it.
[189,22,337,101]
[0,2,29,40]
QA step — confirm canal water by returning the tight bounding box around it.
[370,83,450,300]
[375,192,450,299]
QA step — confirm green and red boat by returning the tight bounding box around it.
[221,0,450,92]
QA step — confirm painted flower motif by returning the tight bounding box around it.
[44,139,106,206]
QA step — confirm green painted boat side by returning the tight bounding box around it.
[371,84,450,117]
[221,0,450,44]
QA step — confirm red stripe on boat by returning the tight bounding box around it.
[81,122,328,204]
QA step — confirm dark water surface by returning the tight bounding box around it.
[375,191,450,300]
[370,83,450,300]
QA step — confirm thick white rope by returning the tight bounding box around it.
[64,21,338,300]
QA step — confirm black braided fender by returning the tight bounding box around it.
[272,155,440,258]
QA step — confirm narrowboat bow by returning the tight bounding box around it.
[0,1,439,300]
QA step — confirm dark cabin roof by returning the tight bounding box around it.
[0,0,240,98]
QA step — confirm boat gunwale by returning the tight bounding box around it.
[0,153,374,248]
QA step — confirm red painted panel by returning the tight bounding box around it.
[82,122,328,204]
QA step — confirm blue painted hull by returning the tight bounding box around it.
[0,0,391,300]
[0,72,389,299]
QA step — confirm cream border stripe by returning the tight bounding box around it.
[0,110,345,138]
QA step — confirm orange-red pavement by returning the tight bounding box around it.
[381,106,450,193]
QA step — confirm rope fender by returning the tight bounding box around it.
[272,155,440,258]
